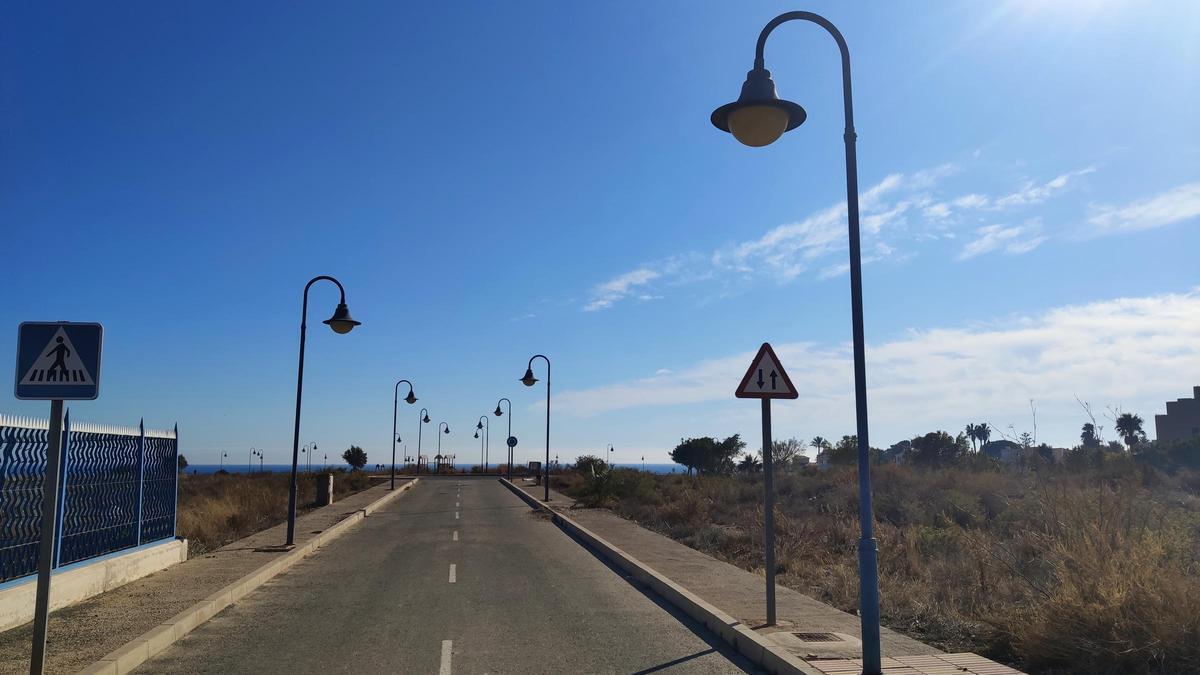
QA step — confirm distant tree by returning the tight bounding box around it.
[965,423,980,451]
[177,454,189,472]
[1115,413,1146,449]
[810,436,832,454]
[1018,432,1034,449]
[342,445,368,470]
[575,454,607,476]
[669,438,705,476]
[771,437,804,469]
[976,423,991,447]
[827,435,859,465]
[908,431,969,468]
[1080,423,1101,448]
[883,440,911,464]
[706,435,745,475]
[737,452,761,473]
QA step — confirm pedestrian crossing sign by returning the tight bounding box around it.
[14,322,103,400]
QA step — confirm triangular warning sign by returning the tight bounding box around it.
[19,327,95,386]
[735,342,798,399]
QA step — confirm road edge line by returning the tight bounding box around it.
[77,478,420,675]
[498,478,819,675]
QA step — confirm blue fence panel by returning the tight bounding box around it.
[0,413,177,584]
[139,429,178,544]
[0,417,51,582]
[58,422,143,566]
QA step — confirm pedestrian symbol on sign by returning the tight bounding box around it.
[19,327,95,386]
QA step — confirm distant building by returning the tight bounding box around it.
[795,455,811,468]
[1155,386,1200,443]
[815,450,830,471]
[981,440,1023,464]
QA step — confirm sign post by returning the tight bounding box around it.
[735,342,797,626]
[14,321,103,675]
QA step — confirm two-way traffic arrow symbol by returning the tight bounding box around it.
[770,370,777,390]
[757,369,765,388]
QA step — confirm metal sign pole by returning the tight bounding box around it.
[30,399,65,675]
[761,397,776,626]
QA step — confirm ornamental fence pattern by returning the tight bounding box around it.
[0,412,178,584]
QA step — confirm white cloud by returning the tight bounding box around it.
[953,193,989,209]
[1085,181,1200,237]
[957,221,1045,260]
[993,167,1095,208]
[555,290,1200,447]
[584,268,661,312]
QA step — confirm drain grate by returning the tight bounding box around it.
[792,632,842,643]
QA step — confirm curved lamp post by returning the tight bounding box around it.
[606,443,613,467]
[494,398,512,480]
[249,447,260,474]
[286,275,360,548]
[417,408,430,475]
[392,380,418,489]
[475,415,489,473]
[438,422,450,472]
[520,355,551,501]
[711,12,881,671]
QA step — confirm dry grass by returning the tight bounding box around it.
[177,470,374,556]
[555,463,1200,674]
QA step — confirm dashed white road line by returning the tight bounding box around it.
[455,501,459,507]
[455,511,459,519]
[448,564,457,583]
[439,640,453,675]
[452,530,458,541]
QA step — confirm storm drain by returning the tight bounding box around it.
[792,633,842,643]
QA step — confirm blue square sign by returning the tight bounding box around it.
[14,322,103,400]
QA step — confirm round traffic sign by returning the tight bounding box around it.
[506,436,518,448]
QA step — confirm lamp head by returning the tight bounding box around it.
[405,391,418,405]
[476,421,483,430]
[444,426,450,434]
[474,431,479,439]
[423,413,431,424]
[323,302,361,334]
[521,368,538,387]
[494,404,503,417]
[711,68,806,147]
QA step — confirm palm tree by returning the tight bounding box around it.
[976,423,991,449]
[1114,413,1145,449]
[964,423,979,451]
[737,452,761,473]
[810,436,831,453]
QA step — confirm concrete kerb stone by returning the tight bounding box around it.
[498,478,821,675]
[77,479,419,675]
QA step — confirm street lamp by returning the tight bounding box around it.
[286,275,360,548]
[711,12,881,671]
[392,379,418,490]
[606,443,613,468]
[248,447,259,474]
[220,451,227,472]
[438,422,450,473]
[495,397,512,480]
[417,408,430,475]
[520,355,551,501]
[475,415,489,473]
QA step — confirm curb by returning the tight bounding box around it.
[499,478,821,675]
[78,479,420,675]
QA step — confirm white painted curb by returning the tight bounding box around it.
[77,479,419,675]
[499,478,821,675]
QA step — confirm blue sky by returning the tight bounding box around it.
[3,1,1199,465]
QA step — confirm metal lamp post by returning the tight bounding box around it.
[494,398,512,480]
[438,422,450,473]
[248,447,258,474]
[392,380,418,489]
[710,12,881,672]
[286,275,360,548]
[220,452,226,472]
[520,355,551,501]
[417,408,430,474]
[475,415,489,473]
[606,443,613,468]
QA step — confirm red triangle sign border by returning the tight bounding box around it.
[735,342,799,399]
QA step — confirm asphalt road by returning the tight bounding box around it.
[138,476,759,674]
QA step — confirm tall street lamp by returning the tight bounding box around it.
[249,447,259,474]
[475,415,489,473]
[606,443,613,467]
[711,12,881,672]
[392,380,418,490]
[438,422,450,473]
[418,408,430,475]
[520,355,551,501]
[220,451,227,472]
[286,275,360,548]
[494,398,512,480]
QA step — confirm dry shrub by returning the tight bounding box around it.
[561,464,1200,674]
[178,470,376,556]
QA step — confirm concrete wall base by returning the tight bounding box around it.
[0,539,188,634]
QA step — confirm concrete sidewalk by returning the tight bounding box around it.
[0,480,411,675]
[516,480,1024,675]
